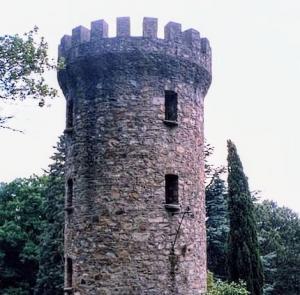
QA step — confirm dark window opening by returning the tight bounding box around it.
[66,99,73,129]
[67,179,73,208]
[66,257,73,288]
[165,174,179,205]
[165,90,178,122]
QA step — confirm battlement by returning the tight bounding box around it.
[58,17,211,73]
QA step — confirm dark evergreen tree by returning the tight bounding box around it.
[205,142,228,278]
[34,136,65,294]
[206,174,229,279]
[227,140,264,295]
[256,200,300,295]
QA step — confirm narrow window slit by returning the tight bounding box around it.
[164,90,178,126]
[66,257,73,288]
[165,174,180,212]
[65,179,74,213]
[66,99,74,130]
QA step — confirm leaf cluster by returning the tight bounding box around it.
[0,27,58,129]
[0,176,47,294]
[207,272,249,295]
[0,137,65,294]
[256,200,300,294]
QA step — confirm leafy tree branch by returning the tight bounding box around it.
[0,27,58,129]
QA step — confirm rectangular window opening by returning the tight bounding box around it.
[165,90,178,122]
[67,179,73,208]
[66,257,73,288]
[165,174,179,205]
[66,99,74,128]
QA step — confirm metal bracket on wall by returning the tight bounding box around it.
[171,206,194,254]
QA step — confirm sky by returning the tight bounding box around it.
[0,0,300,213]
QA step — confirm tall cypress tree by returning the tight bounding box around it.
[227,140,264,295]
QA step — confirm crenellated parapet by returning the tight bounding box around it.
[58,17,212,74]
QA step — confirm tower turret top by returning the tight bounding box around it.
[58,17,211,73]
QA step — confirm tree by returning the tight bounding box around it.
[34,136,65,294]
[205,142,229,279]
[226,140,264,295]
[0,27,57,129]
[206,174,229,279]
[256,200,300,294]
[0,137,66,295]
[205,142,228,278]
[0,176,47,294]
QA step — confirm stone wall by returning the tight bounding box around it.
[58,17,212,295]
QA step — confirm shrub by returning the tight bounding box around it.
[207,276,249,295]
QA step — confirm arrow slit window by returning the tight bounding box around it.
[67,179,73,208]
[66,257,73,288]
[165,174,179,204]
[165,91,178,122]
[66,99,74,128]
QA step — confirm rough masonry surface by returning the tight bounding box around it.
[58,17,212,295]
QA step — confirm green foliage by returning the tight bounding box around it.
[207,271,215,291]
[207,280,249,295]
[207,272,249,295]
[0,288,30,295]
[256,200,300,294]
[0,27,57,129]
[206,174,229,279]
[34,136,65,294]
[206,142,300,294]
[205,143,228,279]
[0,176,47,294]
[226,140,264,295]
[0,138,65,294]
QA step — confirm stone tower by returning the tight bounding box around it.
[58,17,212,295]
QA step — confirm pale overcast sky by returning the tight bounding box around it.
[0,0,300,213]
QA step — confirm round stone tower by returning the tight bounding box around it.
[58,17,212,295]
